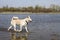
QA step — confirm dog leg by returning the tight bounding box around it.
[8,26,12,31]
[18,26,22,32]
[14,25,16,31]
[25,26,28,32]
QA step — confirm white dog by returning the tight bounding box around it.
[8,16,32,32]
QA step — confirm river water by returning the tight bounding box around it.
[0,12,60,40]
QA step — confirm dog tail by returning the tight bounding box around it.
[12,16,19,20]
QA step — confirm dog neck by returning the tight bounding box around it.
[25,20,28,24]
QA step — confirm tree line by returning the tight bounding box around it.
[0,4,60,13]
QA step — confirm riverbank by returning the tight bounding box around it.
[0,12,60,14]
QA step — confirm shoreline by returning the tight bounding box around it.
[0,12,60,14]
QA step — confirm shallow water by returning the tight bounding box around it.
[0,13,60,40]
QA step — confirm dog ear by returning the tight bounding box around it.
[27,16,30,18]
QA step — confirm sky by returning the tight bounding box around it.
[0,0,60,8]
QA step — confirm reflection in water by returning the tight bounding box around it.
[10,32,28,40]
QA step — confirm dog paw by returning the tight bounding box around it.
[8,29,10,31]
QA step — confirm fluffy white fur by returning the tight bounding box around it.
[8,16,32,32]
